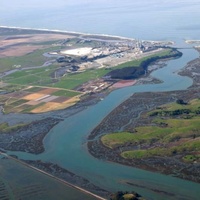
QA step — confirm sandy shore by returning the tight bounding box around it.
[0,26,175,45]
[0,25,134,41]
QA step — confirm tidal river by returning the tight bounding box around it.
[2,0,200,199]
[10,48,200,200]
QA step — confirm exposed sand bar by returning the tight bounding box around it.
[112,80,137,88]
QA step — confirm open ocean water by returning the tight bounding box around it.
[1,0,200,42]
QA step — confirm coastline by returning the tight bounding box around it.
[0,25,174,44]
[0,25,134,40]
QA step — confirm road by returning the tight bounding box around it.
[0,151,107,200]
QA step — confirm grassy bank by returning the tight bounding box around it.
[0,46,62,73]
[3,65,59,85]
[106,49,182,79]
[101,98,200,162]
[113,49,173,70]
[0,122,26,133]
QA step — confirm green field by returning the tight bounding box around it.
[53,68,108,89]
[23,86,44,93]
[113,49,172,69]
[0,122,26,133]
[2,65,107,90]
[121,139,200,159]
[3,65,59,86]
[0,84,25,92]
[149,98,200,117]
[8,99,29,107]
[47,49,175,89]
[20,102,45,113]
[101,117,200,148]
[2,48,175,90]
[51,90,81,97]
[0,46,62,73]
[101,99,200,162]
[0,46,178,114]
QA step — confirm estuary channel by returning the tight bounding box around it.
[9,48,200,200]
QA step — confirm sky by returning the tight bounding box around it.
[1,0,200,10]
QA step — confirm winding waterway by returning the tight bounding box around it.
[2,1,200,199]
[10,48,200,200]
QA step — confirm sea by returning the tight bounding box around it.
[1,1,200,200]
[1,0,200,42]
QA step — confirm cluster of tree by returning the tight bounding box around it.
[150,109,192,117]
[176,99,188,105]
[57,53,107,65]
[106,49,182,80]
[110,191,145,200]
[57,56,75,63]
[106,66,144,80]
[151,107,200,117]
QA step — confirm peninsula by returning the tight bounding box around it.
[0,26,177,114]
